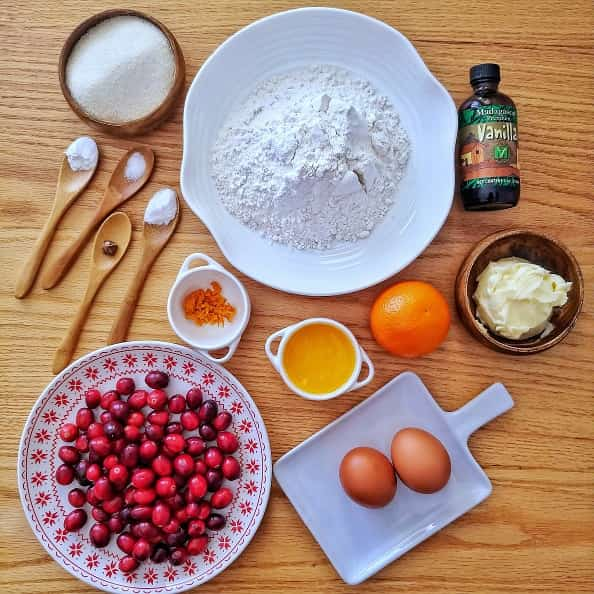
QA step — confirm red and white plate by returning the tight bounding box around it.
[18,341,272,593]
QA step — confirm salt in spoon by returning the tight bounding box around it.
[15,139,99,298]
[108,191,180,344]
[53,211,132,374]
[41,146,154,290]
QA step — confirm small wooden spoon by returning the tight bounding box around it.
[108,195,180,344]
[53,212,132,374]
[14,153,98,298]
[41,146,154,290]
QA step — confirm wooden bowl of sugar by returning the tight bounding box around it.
[59,9,185,137]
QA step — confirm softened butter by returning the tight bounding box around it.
[473,257,571,340]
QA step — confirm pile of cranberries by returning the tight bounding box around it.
[56,370,241,573]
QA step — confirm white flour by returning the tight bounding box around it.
[211,65,410,249]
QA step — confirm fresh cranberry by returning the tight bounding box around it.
[169,547,187,565]
[130,505,153,522]
[103,421,123,440]
[94,477,113,501]
[186,388,203,410]
[204,447,224,469]
[222,455,241,480]
[119,505,132,524]
[103,454,119,470]
[152,502,171,527]
[121,443,140,468]
[206,513,226,530]
[150,544,169,563]
[145,370,169,389]
[116,377,135,396]
[163,433,185,454]
[108,513,125,534]
[166,494,185,512]
[211,487,233,509]
[199,423,217,441]
[173,454,194,477]
[86,487,99,506]
[134,488,156,505]
[198,400,217,422]
[100,390,119,410]
[132,468,155,489]
[90,436,112,457]
[127,411,144,427]
[128,390,148,410]
[100,411,114,424]
[187,518,206,537]
[168,394,186,414]
[212,411,232,431]
[165,528,186,547]
[187,535,208,555]
[110,400,129,422]
[74,459,91,486]
[148,410,169,425]
[59,423,78,442]
[188,474,207,499]
[185,436,206,457]
[194,459,208,475]
[185,502,200,518]
[118,556,139,573]
[162,519,181,535]
[132,538,151,561]
[68,488,86,508]
[152,454,173,477]
[216,431,239,454]
[123,424,140,442]
[58,445,80,465]
[205,468,223,492]
[108,464,128,486]
[165,422,183,434]
[144,423,164,441]
[85,388,101,409]
[75,408,94,430]
[155,477,177,498]
[64,509,87,532]
[74,434,89,453]
[117,532,136,555]
[139,440,158,461]
[180,410,199,431]
[147,389,168,410]
[103,495,124,515]
[196,501,211,520]
[56,464,75,485]
[86,463,102,482]
[92,506,110,522]
[86,422,104,439]
[89,522,111,547]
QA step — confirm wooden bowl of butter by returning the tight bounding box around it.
[455,229,584,355]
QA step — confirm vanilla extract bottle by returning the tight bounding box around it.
[458,63,520,210]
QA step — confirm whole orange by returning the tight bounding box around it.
[370,281,450,358]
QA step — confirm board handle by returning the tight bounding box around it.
[447,383,514,444]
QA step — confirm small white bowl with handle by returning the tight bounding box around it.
[265,317,375,400]
[167,253,250,364]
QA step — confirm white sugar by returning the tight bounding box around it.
[124,152,146,182]
[144,188,178,225]
[66,16,175,124]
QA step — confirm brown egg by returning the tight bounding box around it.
[391,428,451,494]
[339,447,397,508]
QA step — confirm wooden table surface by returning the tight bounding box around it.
[1,1,592,593]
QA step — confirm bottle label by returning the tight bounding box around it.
[458,104,519,191]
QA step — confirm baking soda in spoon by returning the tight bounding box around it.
[124,151,146,181]
[65,136,98,171]
[144,187,178,225]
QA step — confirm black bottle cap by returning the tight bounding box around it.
[470,63,501,85]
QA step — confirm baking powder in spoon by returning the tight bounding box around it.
[144,187,178,225]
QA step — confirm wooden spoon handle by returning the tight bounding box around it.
[53,280,101,374]
[108,257,154,345]
[15,209,61,298]
[41,212,103,290]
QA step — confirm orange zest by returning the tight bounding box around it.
[183,281,236,327]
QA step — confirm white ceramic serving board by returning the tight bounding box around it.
[274,371,514,584]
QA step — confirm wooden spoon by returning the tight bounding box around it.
[14,153,98,298]
[108,195,180,344]
[53,212,132,374]
[41,146,154,290]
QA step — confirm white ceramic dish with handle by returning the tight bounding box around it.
[167,253,250,363]
[181,7,457,296]
[274,371,514,584]
[264,317,374,400]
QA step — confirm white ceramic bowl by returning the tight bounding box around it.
[181,8,457,296]
[167,253,251,363]
[264,317,374,400]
